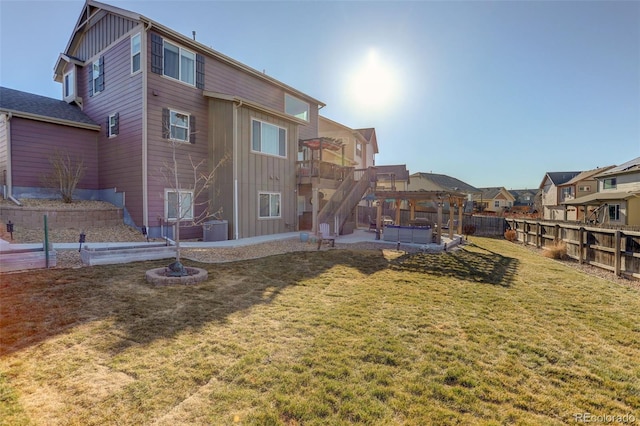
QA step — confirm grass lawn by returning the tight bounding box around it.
[1,237,639,425]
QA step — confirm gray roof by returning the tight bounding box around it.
[541,171,581,187]
[595,157,640,177]
[411,172,479,193]
[0,86,98,127]
[475,187,505,200]
[375,164,410,181]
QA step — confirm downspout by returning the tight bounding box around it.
[233,99,243,240]
[4,112,20,205]
[142,22,152,231]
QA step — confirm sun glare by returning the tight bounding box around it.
[347,49,399,112]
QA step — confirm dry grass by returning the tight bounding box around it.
[543,241,568,260]
[1,237,639,425]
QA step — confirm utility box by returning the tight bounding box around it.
[203,220,228,242]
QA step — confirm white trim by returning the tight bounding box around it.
[108,113,118,138]
[142,24,149,229]
[284,93,310,122]
[162,39,196,86]
[168,108,190,143]
[164,189,194,221]
[63,69,75,101]
[258,191,282,219]
[250,118,287,159]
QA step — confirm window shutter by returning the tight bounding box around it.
[189,115,196,144]
[106,117,110,137]
[196,54,205,89]
[88,66,94,97]
[162,108,170,139]
[151,34,163,74]
[97,56,105,92]
[114,112,119,135]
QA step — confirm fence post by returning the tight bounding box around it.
[523,220,527,245]
[614,230,621,276]
[578,227,585,264]
[536,222,541,248]
[555,224,560,243]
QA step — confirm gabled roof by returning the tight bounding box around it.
[375,164,409,181]
[560,166,616,186]
[0,86,99,130]
[539,171,581,188]
[56,0,324,107]
[356,128,379,154]
[594,157,640,178]
[473,187,515,202]
[410,172,480,194]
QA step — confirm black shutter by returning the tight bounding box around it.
[114,112,119,135]
[162,108,170,139]
[151,33,163,75]
[189,115,196,144]
[196,54,205,89]
[106,116,110,137]
[88,66,94,97]
[97,56,105,92]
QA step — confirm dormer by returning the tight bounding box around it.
[54,54,84,106]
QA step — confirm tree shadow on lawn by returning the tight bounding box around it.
[0,249,389,356]
[389,244,519,286]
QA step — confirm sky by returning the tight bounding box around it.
[1,0,639,190]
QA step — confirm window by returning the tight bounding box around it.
[63,70,75,99]
[88,56,104,96]
[578,185,590,192]
[162,108,194,143]
[285,94,309,121]
[259,192,281,219]
[108,113,119,137]
[356,141,362,157]
[603,178,617,190]
[608,204,620,221]
[165,190,193,221]
[494,201,500,208]
[252,119,286,157]
[131,33,141,73]
[560,187,574,201]
[163,40,195,85]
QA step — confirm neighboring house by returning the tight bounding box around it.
[375,164,410,192]
[316,116,378,168]
[539,171,580,220]
[407,172,479,212]
[556,166,615,221]
[472,187,515,214]
[0,88,101,202]
[509,189,540,212]
[563,157,640,226]
[7,0,329,240]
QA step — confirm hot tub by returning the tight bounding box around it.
[383,225,432,244]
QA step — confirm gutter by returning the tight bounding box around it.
[233,100,243,240]
[142,21,152,231]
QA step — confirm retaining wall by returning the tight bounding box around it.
[0,205,123,229]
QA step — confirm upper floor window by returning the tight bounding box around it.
[603,178,617,190]
[63,70,75,99]
[131,33,141,74]
[162,108,195,144]
[494,201,500,208]
[560,187,574,201]
[88,56,104,97]
[356,141,362,157]
[164,41,195,85]
[252,119,286,158]
[578,185,590,192]
[108,113,119,137]
[285,94,309,121]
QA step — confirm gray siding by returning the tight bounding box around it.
[74,12,139,61]
[0,114,7,186]
[81,35,144,224]
[10,117,98,189]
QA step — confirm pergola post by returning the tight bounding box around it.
[410,199,416,222]
[436,201,443,244]
[457,197,463,235]
[376,200,383,239]
[448,197,455,239]
[395,199,402,225]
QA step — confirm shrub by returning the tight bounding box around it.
[543,242,567,260]
[462,224,476,240]
[504,229,517,242]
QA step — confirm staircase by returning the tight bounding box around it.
[317,167,376,235]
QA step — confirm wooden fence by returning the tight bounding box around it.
[506,218,640,280]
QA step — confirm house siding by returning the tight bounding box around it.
[0,114,7,187]
[9,117,98,189]
[74,12,140,61]
[80,35,145,224]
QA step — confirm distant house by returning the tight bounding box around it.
[509,189,540,212]
[563,157,640,226]
[539,171,580,220]
[472,187,515,214]
[3,0,341,240]
[556,166,615,221]
[375,164,410,192]
[315,116,378,168]
[0,87,101,201]
[408,172,479,212]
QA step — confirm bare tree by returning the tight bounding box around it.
[160,140,229,264]
[40,150,86,203]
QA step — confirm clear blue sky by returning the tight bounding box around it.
[1,0,639,190]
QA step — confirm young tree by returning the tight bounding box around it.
[41,150,86,203]
[160,140,229,266]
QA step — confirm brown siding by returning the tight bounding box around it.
[0,114,7,186]
[10,117,99,189]
[209,99,234,237]
[81,35,144,224]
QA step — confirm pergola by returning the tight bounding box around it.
[371,190,468,243]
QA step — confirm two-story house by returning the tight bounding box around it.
[509,189,540,214]
[563,157,640,225]
[472,187,516,214]
[407,172,479,213]
[8,0,333,240]
[539,171,580,220]
[555,166,614,221]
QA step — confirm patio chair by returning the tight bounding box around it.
[317,222,335,249]
[368,215,377,231]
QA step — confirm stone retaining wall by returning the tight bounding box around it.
[0,205,123,229]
